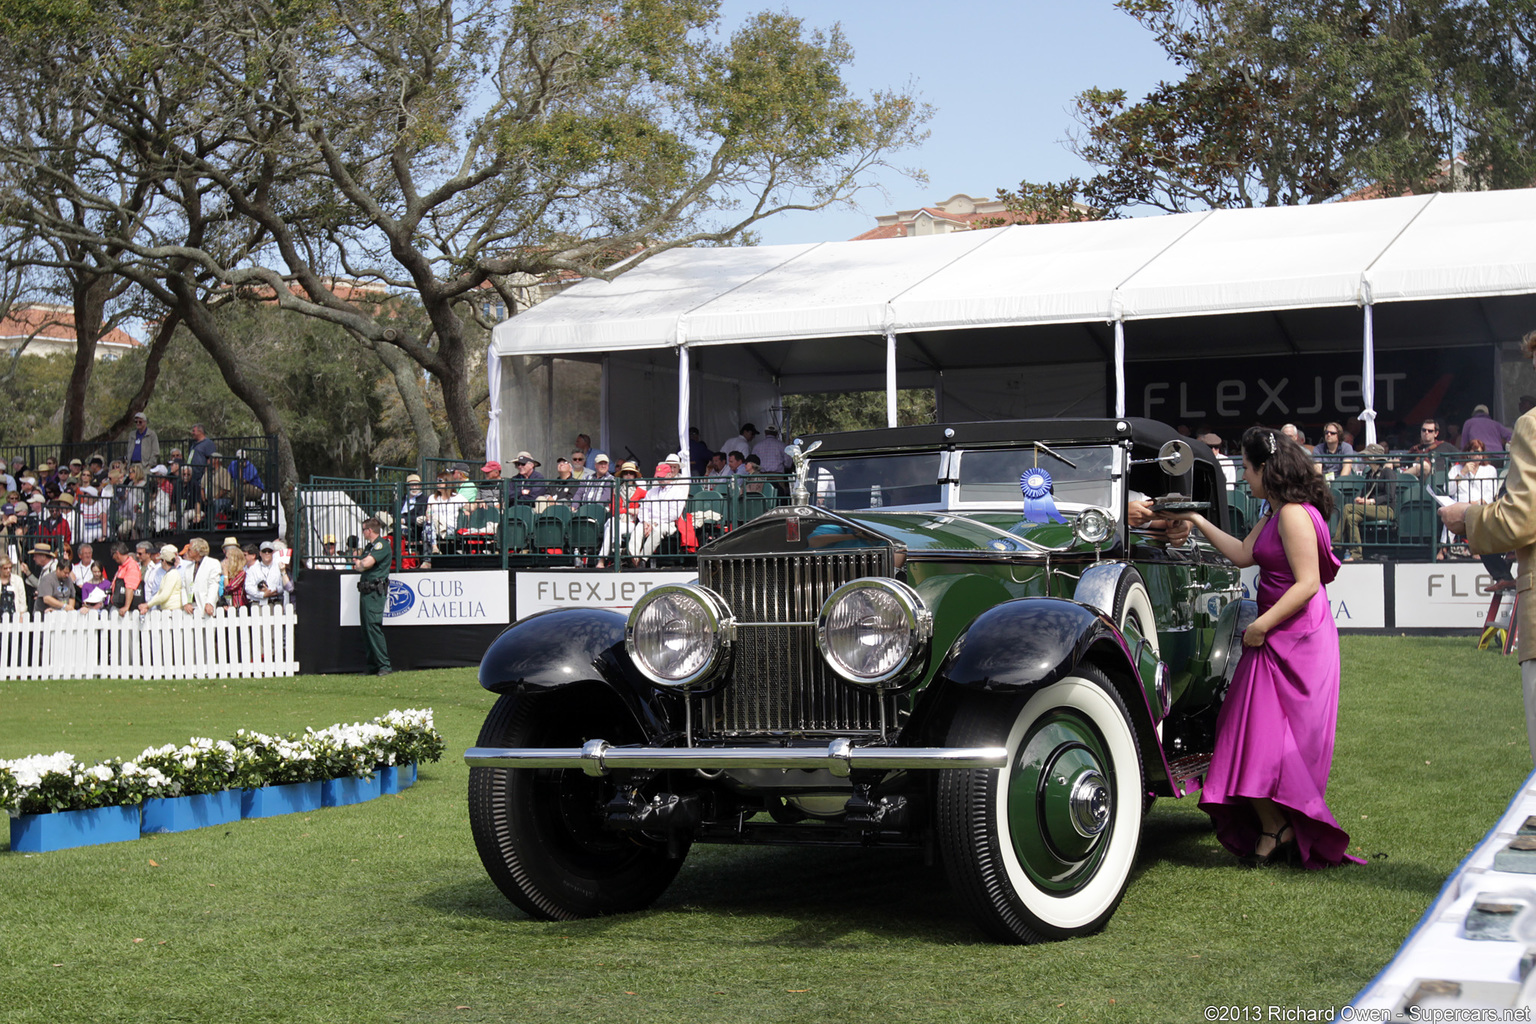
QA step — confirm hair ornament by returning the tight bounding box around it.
[1264,432,1277,456]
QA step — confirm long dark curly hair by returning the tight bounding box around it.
[1241,426,1333,519]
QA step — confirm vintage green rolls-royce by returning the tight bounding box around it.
[466,418,1250,943]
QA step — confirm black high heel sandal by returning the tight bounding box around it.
[1241,823,1297,868]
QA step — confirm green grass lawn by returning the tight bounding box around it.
[0,636,1527,1024]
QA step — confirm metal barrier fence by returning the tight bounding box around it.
[295,473,795,573]
[0,604,297,680]
[1225,450,1511,561]
[4,433,280,536]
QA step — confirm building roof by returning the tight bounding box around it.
[0,304,141,349]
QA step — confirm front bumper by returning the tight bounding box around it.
[464,739,1008,778]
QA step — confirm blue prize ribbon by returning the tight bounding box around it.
[1020,468,1065,524]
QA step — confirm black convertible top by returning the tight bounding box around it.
[802,418,1214,462]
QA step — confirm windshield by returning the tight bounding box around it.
[805,444,1121,513]
[804,453,943,511]
[956,445,1117,507]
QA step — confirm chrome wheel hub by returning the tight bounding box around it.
[1068,769,1111,838]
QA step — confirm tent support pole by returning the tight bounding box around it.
[885,330,897,428]
[485,342,501,463]
[678,342,691,471]
[1361,303,1377,447]
[1113,319,1126,418]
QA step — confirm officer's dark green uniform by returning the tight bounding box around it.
[357,530,393,675]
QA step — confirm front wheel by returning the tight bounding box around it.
[468,690,687,920]
[938,664,1144,943]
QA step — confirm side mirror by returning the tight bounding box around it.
[1158,440,1194,476]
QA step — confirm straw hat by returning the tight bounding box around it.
[222,536,242,551]
[618,460,640,476]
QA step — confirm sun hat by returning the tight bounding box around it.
[514,451,540,467]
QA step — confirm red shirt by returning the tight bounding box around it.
[113,556,141,593]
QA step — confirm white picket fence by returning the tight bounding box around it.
[0,604,297,680]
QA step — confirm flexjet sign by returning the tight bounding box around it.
[1141,373,1407,421]
[1127,349,1492,428]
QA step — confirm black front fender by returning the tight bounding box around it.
[477,608,677,742]
[941,597,1137,693]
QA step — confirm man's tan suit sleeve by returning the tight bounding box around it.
[1467,411,1536,556]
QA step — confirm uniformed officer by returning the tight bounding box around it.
[353,517,393,676]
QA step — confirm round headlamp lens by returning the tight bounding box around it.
[1074,506,1114,546]
[817,580,930,686]
[626,586,731,687]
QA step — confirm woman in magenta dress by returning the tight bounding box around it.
[1170,427,1363,869]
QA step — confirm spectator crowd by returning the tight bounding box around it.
[1,415,274,563]
[0,534,292,621]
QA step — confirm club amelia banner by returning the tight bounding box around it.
[515,572,696,616]
[337,571,511,627]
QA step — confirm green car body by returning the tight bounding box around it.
[467,418,1250,942]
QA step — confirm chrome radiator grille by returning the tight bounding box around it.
[698,548,895,737]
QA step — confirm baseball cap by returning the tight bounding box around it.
[259,541,277,552]
[79,486,98,498]
[160,544,178,562]
[593,453,609,464]
[133,411,147,421]
[1473,403,1490,416]
[83,589,106,604]
[481,461,501,473]
[150,464,169,476]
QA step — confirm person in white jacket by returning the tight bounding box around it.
[628,455,692,563]
[186,537,222,617]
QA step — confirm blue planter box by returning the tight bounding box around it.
[11,804,141,853]
[142,791,242,834]
[378,763,417,794]
[321,774,382,808]
[241,781,322,819]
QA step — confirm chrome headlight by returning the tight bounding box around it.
[626,585,734,688]
[1074,506,1115,547]
[816,579,932,687]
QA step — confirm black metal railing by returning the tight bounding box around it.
[3,433,280,538]
[293,472,795,574]
[1225,450,1510,562]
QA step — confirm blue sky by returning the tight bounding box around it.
[714,1,1179,244]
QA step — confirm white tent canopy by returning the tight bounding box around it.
[491,189,1536,462]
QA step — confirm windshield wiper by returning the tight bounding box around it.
[1032,441,1078,470]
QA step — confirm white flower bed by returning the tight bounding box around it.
[0,708,443,817]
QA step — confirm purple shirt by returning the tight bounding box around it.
[1461,414,1513,453]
